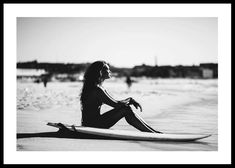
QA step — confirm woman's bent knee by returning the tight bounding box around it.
[114,105,132,114]
[122,105,135,117]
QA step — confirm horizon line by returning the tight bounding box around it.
[17,60,218,68]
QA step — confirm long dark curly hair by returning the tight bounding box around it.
[80,61,107,110]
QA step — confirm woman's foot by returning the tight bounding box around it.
[153,130,163,134]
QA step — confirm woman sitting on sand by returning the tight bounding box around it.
[80,61,162,133]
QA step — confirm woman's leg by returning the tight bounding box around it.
[99,105,156,133]
[131,111,163,133]
[95,106,127,128]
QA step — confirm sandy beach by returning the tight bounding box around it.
[17,78,218,151]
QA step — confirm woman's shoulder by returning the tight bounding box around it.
[95,85,105,92]
[94,85,108,98]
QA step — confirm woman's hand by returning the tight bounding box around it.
[119,97,142,112]
[130,98,142,112]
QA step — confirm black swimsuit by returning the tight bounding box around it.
[81,87,103,127]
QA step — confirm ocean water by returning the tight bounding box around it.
[17,78,218,151]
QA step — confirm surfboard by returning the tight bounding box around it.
[47,122,211,142]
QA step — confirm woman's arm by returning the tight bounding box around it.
[119,97,132,104]
[107,95,138,108]
[96,87,127,108]
[118,97,143,112]
[96,86,142,111]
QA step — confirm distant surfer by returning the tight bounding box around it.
[42,75,48,88]
[125,75,133,89]
[42,77,48,87]
[80,61,162,133]
[41,73,50,88]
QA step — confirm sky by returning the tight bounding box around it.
[17,17,218,68]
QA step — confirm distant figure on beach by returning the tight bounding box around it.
[80,61,162,133]
[125,75,133,89]
[41,74,49,88]
[42,77,48,87]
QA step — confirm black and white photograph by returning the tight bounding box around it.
[4,4,231,164]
